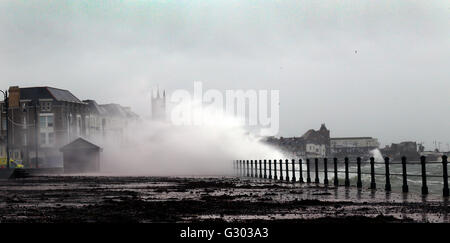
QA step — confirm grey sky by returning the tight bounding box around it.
[0,0,449,149]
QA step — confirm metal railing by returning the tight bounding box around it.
[233,155,449,197]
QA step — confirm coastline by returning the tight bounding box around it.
[1,176,448,223]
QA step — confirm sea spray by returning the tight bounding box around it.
[99,101,284,176]
[369,148,384,162]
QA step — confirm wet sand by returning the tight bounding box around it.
[0,175,449,223]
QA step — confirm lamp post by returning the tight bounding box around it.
[0,90,10,169]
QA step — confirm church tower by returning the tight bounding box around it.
[151,88,166,121]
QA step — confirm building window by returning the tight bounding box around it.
[76,115,81,136]
[40,132,55,146]
[40,114,54,128]
[39,113,55,146]
[40,133,46,144]
[85,116,89,136]
[48,132,55,145]
[40,101,52,112]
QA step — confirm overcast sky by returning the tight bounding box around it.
[0,0,449,149]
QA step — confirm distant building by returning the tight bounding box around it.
[264,124,331,158]
[420,150,445,161]
[381,141,419,161]
[300,124,330,157]
[0,86,138,168]
[331,137,380,159]
[151,88,166,121]
[83,99,108,144]
[99,103,139,145]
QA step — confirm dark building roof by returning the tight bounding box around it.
[20,87,82,103]
[60,138,102,152]
[300,124,330,145]
[99,103,127,118]
[122,107,139,119]
[83,100,107,116]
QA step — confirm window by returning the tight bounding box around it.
[40,133,46,144]
[40,101,52,111]
[40,132,55,146]
[48,115,53,127]
[40,116,46,128]
[85,116,89,136]
[22,133,27,146]
[48,132,55,144]
[76,115,81,136]
[39,114,54,128]
[39,113,55,146]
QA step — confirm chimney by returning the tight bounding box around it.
[8,86,20,108]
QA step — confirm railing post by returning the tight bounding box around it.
[333,158,338,186]
[421,156,428,195]
[237,160,240,176]
[291,159,296,182]
[306,159,311,183]
[299,159,304,183]
[285,159,290,182]
[273,159,278,180]
[279,159,284,181]
[255,159,258,178]
[356,157,362,188]
[344,157,350,187]
[384,157,391,192]
[401,156,409,193]
[259,160,263,178]
[323,158,329,185]
[264,160,267,179]
[442,155,449,197]
[314,158,320,183]
[250,160,254,177]
[246,160,249,177]
[268,160,272,179]
[370,157,376,189]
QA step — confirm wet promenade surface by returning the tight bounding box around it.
[0,175,449,223]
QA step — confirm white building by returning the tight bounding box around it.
[331,137,380,157]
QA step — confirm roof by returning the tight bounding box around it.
[122,106,139,119]
[99,103,139,119]
[331,137,374,140]
[60,138,102,152]
[47,87,82,103]
[99,103,127,117]
[20,87,82,103]
[300,129,318,140]
[83,100,107,116]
